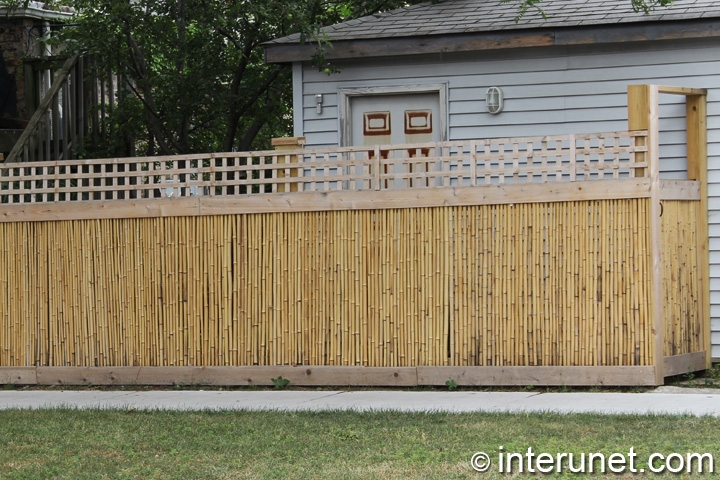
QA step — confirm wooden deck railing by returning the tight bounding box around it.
[7,56,124,164]
[0,130,647,205]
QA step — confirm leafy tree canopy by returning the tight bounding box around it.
[3,0,675,156]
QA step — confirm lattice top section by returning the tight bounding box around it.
[0,131,648,204]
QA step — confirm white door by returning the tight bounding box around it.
[350,93,442,147]
[350,93,442,188]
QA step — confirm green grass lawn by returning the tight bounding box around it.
[1,409,719,479]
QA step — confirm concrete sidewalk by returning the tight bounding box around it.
[0,386,718,415]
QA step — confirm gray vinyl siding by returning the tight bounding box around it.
[295,38,720,359]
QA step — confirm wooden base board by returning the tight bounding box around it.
[663,352,708,378]
[417,366,658,386]
[0,365,665,387]
[0,368,37,385]
[33,366,418,387]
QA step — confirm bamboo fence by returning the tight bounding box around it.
[0,200,659,368]
[0,90,709,384]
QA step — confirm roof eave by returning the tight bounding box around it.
[0,6,73,21]
[264,18,720,64]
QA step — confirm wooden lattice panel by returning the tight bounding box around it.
[0,131,648,204]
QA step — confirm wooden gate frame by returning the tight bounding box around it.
[629,84,710,384]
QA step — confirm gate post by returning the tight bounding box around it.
[628,84,663,385]
[272,136,305,193]
[686,93,710,369]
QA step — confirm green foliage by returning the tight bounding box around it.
[271,376,291,389]
[57,0,304,155]
[631,0,675,14]
[29,0,676,157]
[444,379,458,391]
[507,0,547,21]
[707,363,720,381]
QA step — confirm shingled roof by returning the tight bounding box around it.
[264,0,720,63]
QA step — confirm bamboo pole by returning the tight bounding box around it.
[3,225,11,365]
[34,223,44,366]
[169,217,179,366]
[92,220,106,366]
[286,213,295,366]
[128,219,139,366]
[272,213,280,366]
[21,221,30,366]
[261,214,270,365]
[359,210,369,366]
[248,214,257,365]
[179,217,189,365]
[353,211,361,366]
[235,215,245,365]
[105,220,118,365]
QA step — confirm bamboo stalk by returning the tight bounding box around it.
[572,202,580,365]
[360,210,369,366]
[352,211,361,366]
[130,219,139,366]
[260,214,269,365]
[432,207,439,365]
[309,212,318,365]
[299,212,309,366]
[369,209,379,366]
[297,212,305,366]
[106,220,118,366]
[532,205,542,365]
[334,211,342,366]
[235,215,244,365]
[92,220,105,366]
[249,214,258,365]
[142,218,151,366]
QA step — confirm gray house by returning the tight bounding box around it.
[265,0,720,362]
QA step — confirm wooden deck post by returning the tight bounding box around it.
[686,93,711,369]
[628,84,663,385]
[272,136,305,193]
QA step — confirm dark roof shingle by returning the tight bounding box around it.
[266,0,720,45]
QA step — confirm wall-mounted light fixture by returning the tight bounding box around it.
[485,87,504,115]
[315,94,323,114]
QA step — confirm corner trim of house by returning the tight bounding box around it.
[292,62,304,138]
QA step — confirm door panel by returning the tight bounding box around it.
[351,93,441,188]
[350,93,441,147]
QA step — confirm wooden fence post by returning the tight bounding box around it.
[272,137,305,193]
[628,84,663,385]
[686,93,711,369]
